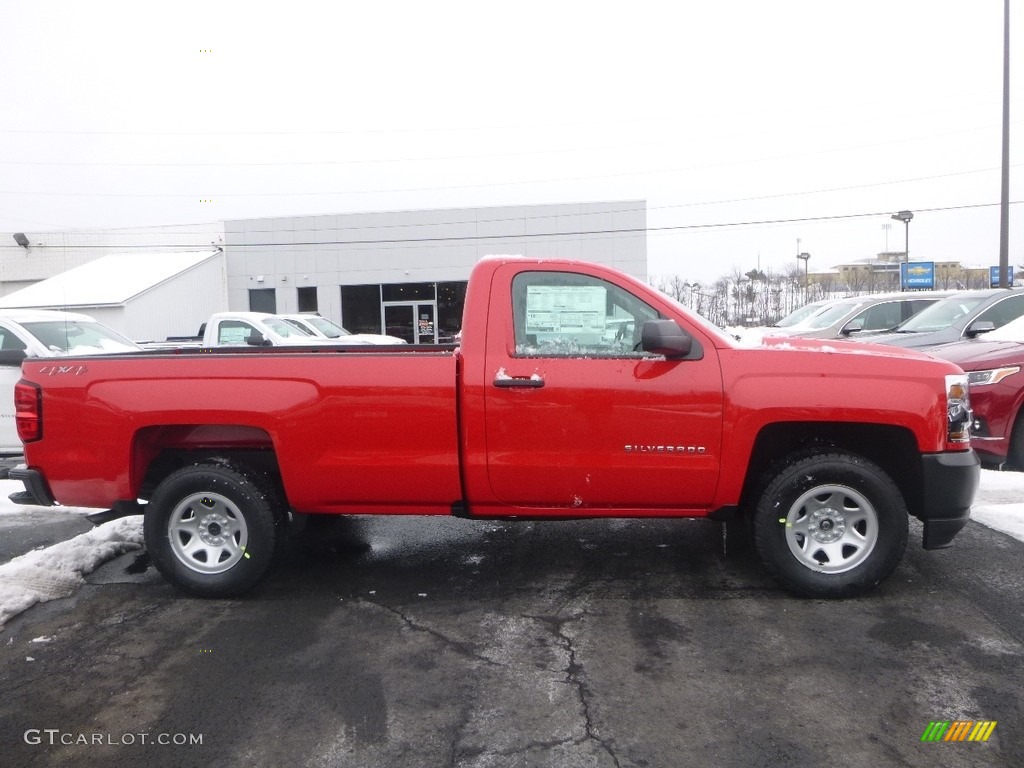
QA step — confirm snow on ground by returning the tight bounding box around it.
[0,479,98,518]
[0,471,1021,630]
[0,516,142,628]
[971,469,1024,543]
[0,479,144,628]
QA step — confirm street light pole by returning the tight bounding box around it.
[797,252,811,301]
[891,210,913,262]
[891,210,914,292]
[998,0,1010,287]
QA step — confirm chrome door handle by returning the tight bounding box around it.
[493,375,545,388]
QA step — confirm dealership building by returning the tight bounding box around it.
[1,200,647,344]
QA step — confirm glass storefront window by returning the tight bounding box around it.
[381,283,435,302]
[341,285,383,334]
[437,281,467,343]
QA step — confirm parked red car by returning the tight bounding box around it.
[930,315,1024,469]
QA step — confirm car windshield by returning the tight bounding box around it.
[773,301,831,328]
[797,300,866,330]
[264,317,313,337]
[304,316,351,338]
[21,320,139,355]
[893,295,989,333]
[786,301,868,331]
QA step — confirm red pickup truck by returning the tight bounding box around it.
[11,257,980,599]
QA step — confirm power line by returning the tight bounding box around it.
[27,200,1022,250]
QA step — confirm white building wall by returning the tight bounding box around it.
[223,201,646,317]
[120,256,228,342]
[66,306,126,333]
[0,252,228,343]
[0,222,225,297]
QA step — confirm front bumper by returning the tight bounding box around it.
[8,466,56,507]
[918,450,980,549]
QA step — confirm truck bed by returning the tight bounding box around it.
[21,347,463,513]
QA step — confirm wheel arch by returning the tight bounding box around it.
[131,424,283,501]
[739,422,922,518]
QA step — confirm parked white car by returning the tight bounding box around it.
[277,313,406,345]
[201,312,404,347]
[0,309,141,455]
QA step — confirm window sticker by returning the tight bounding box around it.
[525,285,607,345]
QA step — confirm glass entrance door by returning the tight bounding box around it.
[383,302,437,344]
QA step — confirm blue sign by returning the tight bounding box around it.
[901,262,935,289]
[990,266,1014,287]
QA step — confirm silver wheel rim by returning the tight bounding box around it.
[168,492,248,574]
[783,484,878,574]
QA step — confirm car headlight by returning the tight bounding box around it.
[967,366,1021,386]
[946,374,972,445]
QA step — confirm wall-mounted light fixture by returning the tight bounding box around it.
[13,233,29,249]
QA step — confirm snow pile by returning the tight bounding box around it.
[971,470,1024,543]
[0,517,143,628]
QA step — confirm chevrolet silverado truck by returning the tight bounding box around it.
[10,257,980,599]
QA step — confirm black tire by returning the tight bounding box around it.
[144,461,284,597]
[1005,413,1024,471]
[752,451,908,598]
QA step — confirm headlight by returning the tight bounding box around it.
[967,366,1021,386]
[946,373,972,445]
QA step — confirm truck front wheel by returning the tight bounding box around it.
[144,461,283,597]
[752,451,908,598]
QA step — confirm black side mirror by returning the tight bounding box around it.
[246,331,272,347]
[840,319,865,336]
[641,320,693,358]
[966,320,996,338]
[0,349,27,366]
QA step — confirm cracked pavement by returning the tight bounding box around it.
[1,513,1023,767]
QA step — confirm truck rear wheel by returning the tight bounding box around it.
[144,461,284,597]
[752,451,908,598]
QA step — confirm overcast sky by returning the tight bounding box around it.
[1,0,1021,284]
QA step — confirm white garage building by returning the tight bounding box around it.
[1,201,647,344]
[0,250,226,343]
[224,201,647,343]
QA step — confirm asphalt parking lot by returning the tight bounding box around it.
[1,510,1022,768]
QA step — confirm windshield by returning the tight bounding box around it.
[304,316,350,338]
[894,295,988,333]
[798,300,865,330]
[774,301,831,328]
[264,317,313,337]
[661,294,739,346]
[21,320,140,355]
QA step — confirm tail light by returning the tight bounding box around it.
[15,380,41,443]
[945,374,971,447]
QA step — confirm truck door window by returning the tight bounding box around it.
[0,329,27,352]
[976,294,1024,329]
[218,320,258,345]
[858,302,901,331]
[512,271,661,358]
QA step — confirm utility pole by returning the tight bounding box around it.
[998,0,1011,287]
